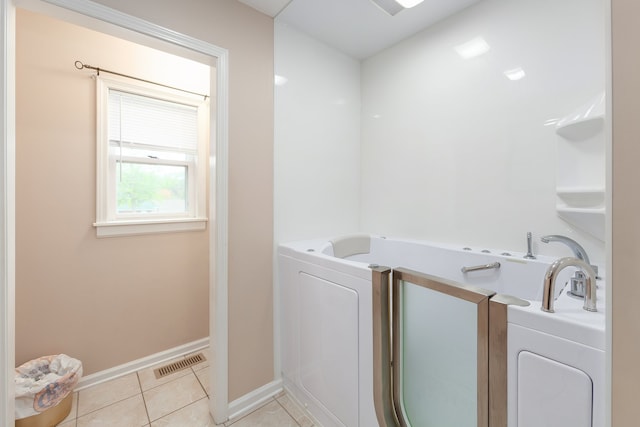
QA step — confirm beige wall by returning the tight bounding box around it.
[16,0,275,402]
[16,9,211,373]
[88,0,275,401]
[611,0,640,424]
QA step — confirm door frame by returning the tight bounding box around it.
[0,0,230,424]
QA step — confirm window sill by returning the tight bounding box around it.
[94,217,208,237]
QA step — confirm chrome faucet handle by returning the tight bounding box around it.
[524,232,536,259]
[569,271,587,298]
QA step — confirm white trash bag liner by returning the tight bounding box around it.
[15,354,82,419]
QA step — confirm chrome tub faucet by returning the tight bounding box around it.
[540,234,598,298]
[540,235,591,265]
[542,257,597,313]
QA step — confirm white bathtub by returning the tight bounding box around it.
[278,235,605,427]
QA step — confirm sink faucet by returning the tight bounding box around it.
[542,257,597,313]
[540,235,598,297]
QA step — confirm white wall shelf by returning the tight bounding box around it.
[555,92,606,241]
[555,93,605,140]
[556,208,605,241]
[556,117,604,140]
[556,187,605,209]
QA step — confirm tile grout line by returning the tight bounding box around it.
[72,391,79,422]
[274,397,305,427]
[137,372,152,426]
[192,365,209,397]
[76,393,140,420]
[145,372,209,424]
[140,367,195,393]
[75,372,150,420]
[149,395,210,424]
[76,400,141,424]
[64,393,78,427]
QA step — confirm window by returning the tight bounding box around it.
[94,75,209,237]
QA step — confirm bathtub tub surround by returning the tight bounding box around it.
[329,234,371,258]
[279,235,605,427]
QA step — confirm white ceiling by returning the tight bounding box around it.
[238,0,480,59]
[237,0,291,18]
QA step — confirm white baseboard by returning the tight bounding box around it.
[75,337,209,391]
[226,378,284,423]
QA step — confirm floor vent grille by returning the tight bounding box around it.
[153,353,206,379]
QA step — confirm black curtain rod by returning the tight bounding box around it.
[74,60,209,100]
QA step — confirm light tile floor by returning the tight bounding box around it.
[56,348,315,427]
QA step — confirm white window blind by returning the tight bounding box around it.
[108,89,198,153]
[96,75,208,237]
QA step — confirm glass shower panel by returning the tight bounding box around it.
[391,268,492,427]
[400,281,479,427]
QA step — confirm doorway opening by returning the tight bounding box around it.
[2,0,230,424]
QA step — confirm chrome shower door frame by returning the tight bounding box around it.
[373,267,497,427]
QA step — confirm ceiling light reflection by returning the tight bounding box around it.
[454,37,490,59]
[395,0,425,8]
[504,67,526,81]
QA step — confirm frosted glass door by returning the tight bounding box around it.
[392,268,492,427]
